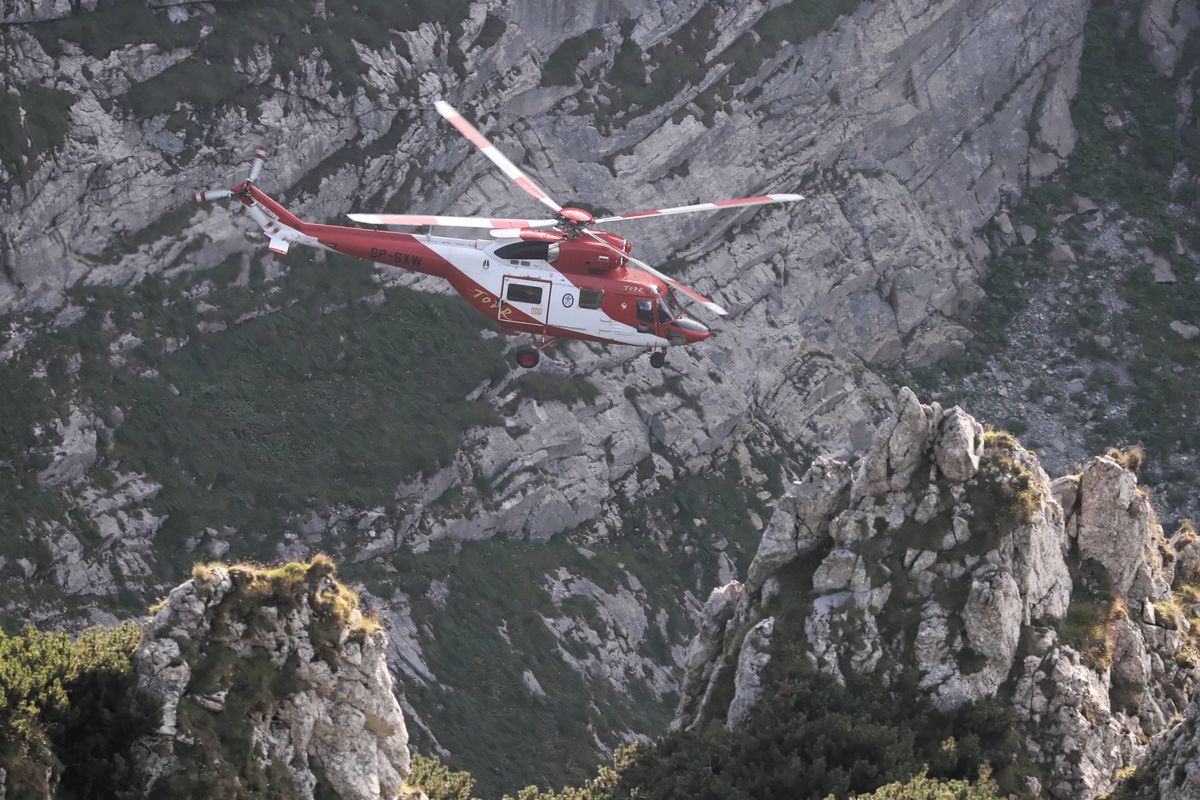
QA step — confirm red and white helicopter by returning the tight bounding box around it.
[194,101,802,368]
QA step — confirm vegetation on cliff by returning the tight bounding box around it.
[0,622,160,798]
[412,665,1011,799]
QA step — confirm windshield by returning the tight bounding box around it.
[662,289,685,319]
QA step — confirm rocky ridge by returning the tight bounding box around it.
[675,388,1200,799]
[133,556,411,799]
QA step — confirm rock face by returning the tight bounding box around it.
[0,0,1160,790]
[0,0,90,24]
[674,390,1197,799]
[1138,0,1200,75]
[1122,681,1200,798]
[0,0,1095,595]
[134,558,411,799]
[0,0,1090,547]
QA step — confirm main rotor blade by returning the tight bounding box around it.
[435,100,562,213]
[583,230,728,317]
[594,193,803,225]
[347,213,557,229]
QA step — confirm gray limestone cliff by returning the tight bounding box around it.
[133,556,411,799]
[0,0,1095,616]
[1,0,1193,792]
[674,388,1200,799]
[1118,666,1200,798]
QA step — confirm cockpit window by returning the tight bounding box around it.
[663,289,685,319]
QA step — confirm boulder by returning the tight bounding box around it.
[852,387,933,499]
[933,406,985,482]
[672,582,744,733]
[36,408,98,487]
[1076,456,1171,600]
[1170,321,1200,340]
[746,456,852,590]
[1138,0,1200,76]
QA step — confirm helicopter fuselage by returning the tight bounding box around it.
[241,183,713,350]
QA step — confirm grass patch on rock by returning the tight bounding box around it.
[1057,597,1127,671]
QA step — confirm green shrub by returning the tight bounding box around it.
[853,767,1005,799]
[193,555,381,640]
[1106,446,1145,474]
[408,753,480,800]
[0,84,75,181]
[0,623,161,797]
[967,438,1042,533]
[1057,598,1128,670]
[497,667,1031,800]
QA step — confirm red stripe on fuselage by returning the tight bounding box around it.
[311,224,549,328]
[308,224,451,279]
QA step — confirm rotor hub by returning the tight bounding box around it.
[557,207,595,225]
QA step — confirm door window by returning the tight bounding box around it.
[637,299,655,324]
[580,288,603,309]
[507,283,543,304]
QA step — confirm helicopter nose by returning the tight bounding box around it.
[670,317,711,343]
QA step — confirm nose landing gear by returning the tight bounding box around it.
[649,350,666,369]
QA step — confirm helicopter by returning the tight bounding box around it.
[193,101,802,369]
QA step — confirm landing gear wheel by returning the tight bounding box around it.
[649,351,667,369]
[515,345,541,369]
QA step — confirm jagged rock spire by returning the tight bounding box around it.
[674,391,1196,799]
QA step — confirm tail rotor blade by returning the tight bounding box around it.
[582,230,728,317]
[248,144,267,183]
[193,188,233,203]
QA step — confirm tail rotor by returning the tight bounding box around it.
[187,142,303,257]
[248,144,267,183]
[191,144,268,205]
[191,188,232,203]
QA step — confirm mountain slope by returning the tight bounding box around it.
[5,0,1195,794]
